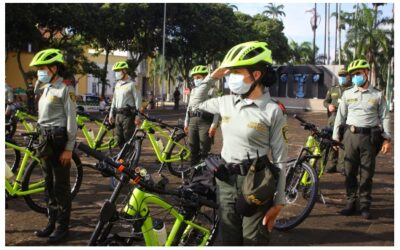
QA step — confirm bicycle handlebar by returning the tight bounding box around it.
[126,104,182,130]
[77,143,218,209]
[293,114,344,149]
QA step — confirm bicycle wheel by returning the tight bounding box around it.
[5,139,21,173]
[274,160,319,231]
[21,152,83,214]
[165,133,192,178]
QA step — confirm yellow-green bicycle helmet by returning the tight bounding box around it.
[29,48,64,67]
[347,59,370,73]
[220,41,273,68]
[112,61,129,71]
[190,65,209,77]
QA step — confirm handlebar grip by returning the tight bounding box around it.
[293,114,307,124]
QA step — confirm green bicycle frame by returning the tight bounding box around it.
[15,110,37,133]
[140,119,190,163]
[299,135,323,186]
[5,141,44,196]
[122,187,211,246]
[76,115,118,151]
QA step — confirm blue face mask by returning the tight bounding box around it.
[193,79,203,87]
[352,75,366,86]
[338,76,347,86]
[37,70,52,83]
[227,73,252,94]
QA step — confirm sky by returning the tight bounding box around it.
[232,2,394,64]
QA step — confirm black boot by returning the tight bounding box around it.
[340,202,356,216]
[34,221,55,237]
[47,226,69,244]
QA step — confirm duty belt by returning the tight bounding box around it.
[188,110,214,121]
[114,107,135,115]
[348,125,379,134]
[38,125,66,135]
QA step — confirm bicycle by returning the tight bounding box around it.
[5,132,83,214]
[77,142,218,246]
[76,110,118,152]
[6,108,37,138]
[274,114,343,231]
[110,106,191,188]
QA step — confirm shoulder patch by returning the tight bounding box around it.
[68,92,76,102]
[282,124,289,143]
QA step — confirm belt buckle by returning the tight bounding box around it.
[350,125,356,133]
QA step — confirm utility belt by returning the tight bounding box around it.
[36,125,67,158]
[346,125,381,135]
[188,110,214,122]
[38,125,67,137]
[114,107,135,116]
[205,154,280,182]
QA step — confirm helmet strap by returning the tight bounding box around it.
[241,70,261,98]
[47,65,57,83]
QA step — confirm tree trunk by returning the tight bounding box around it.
[334,3,338,63]
[101,49,110,97]
[16,50,28,87]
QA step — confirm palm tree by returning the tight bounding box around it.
[263,3,285,20]
[289,40,315,64]
[227,3,238,11]
[344,3,393,89]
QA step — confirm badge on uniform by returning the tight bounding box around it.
[69,92,76,102]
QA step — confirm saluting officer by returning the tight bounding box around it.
[333,59,392,220]
[108,61,142,148]
[323,68,352,173]
[30,48,77,243]
[184,65,220,166]
[198,41,287,245]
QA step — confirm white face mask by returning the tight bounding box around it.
[115,71,124,80]
[227,73,252,94]
[193,79,203,87]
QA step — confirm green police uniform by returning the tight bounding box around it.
[333,85,391,211]
[198,88,287,246]
[36,77,77,231]
[185,75,220,165]
[109,78,142,148]
[323,84,351,172]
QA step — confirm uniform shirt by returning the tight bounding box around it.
[333,84,391,141]
[109,78,142,117]
[323,85,344,110]
[184,75,220,128]
[36,77,77,151]
[197,88,288,205]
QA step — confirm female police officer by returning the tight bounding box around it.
[184,65,219,166]
[198,41,287,245]
[29,49,77,243]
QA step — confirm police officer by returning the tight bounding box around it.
[198,41,287,245]
[323,68,352,173]
[108,61,142,148]
[333,59,392,220]
[29,48,77,243]
[184,65,219,166]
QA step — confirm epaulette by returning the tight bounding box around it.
[272,98,287,115]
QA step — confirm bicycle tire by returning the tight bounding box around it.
[21,152,83,214]
[274,159,319,231]
[5,138,21,173]
[5,118,17,139]
[165,133,192,178]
